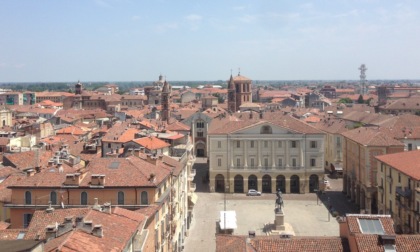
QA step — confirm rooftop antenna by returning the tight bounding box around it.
[359,64,367,95]
[238,67,241,76]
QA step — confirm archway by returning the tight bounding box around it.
[276,175,285,193]
[262,175,272,193]
[248,175,258,191]
[309,174,319,193]
[290,175,300,194]
[215,174,225,193]
[234,175,244,193]
[195,142,205,157]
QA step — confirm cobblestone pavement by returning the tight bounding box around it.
[184,160,359,252]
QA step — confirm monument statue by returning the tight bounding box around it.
[275,189,284,211]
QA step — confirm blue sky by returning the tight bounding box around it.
[1,0,419,82]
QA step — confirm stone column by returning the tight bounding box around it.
[271,140,276,168]
[285,178,290,193]
[285,141,289,167]
[244,140,248,168]
[244,179,249,193]
[258,141,262,167]
[257,177,262,192]
[271,178,277,193]
[230,140,234,168]
[300,140,304,168]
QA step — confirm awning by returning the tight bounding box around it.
[188,193,198,205]
[219,211,237,230]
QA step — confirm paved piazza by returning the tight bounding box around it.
[184,192,340,252]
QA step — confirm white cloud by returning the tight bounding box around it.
[238,14,258,24]
[14,64,25,68]
[155,22,178,33]
[233,5,247,11]
[185,14,202,22]
[93,0,112,8]
[131,15,141,21]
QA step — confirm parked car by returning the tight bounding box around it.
[247,189,261,196]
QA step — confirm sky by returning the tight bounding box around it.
[1,0,420,82]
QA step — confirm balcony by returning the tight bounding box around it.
[188,169,196,181]
[396,186,412,198]
[189,183,196,192]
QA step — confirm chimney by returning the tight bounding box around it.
[133,148,141,157]
[81,220,93,233]
[46,201,55,213]
[158,154,164,160]
[248,230,256,238]
[92,224,103,238]
[75,216,84,229]
[92,198,101,211]
[101,202,112,214]
[146,154,158,165]
[45,225,57,240]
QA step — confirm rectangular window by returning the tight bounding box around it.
[278,141,282,148]
[218,158,221,167]
[310,141,317,148]
[250,158,255,167]
[264,141,268,148]
[398,173,401,183]
[197,131,203,137]
[264,158,268,167]
[218,141,221,148]
[389,200,392,215]
[196,122,204,128]
[250,141,254,148]
[278,158,282,167]
[236,158,240,167]
[291,141,297,148]
[310,158,316,167]
[236,141,240,148]
[408,143,413,151]
[292,158,297,167]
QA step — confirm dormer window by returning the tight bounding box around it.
[260,125,272,134]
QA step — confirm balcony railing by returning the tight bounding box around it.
[231,166,306,171]
[189,183,196,192]
[396,186,412,198]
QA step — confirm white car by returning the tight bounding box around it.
[247,189,262,196]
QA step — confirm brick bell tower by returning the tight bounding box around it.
[161,80,171,123]
[227,74,236,113]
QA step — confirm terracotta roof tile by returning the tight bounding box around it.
[354,234,420,252]
[341,127,404,147]
[0,229,26,240]
[375,150,420,180]
[345,214,395,235]
[0,221,10,230]
[132,137,170,150]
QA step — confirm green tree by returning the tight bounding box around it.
[357,95,364,104]
[338,98,352,104]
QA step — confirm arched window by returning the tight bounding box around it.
[50,191,57,205]
[25,191,31,205]
[118,191,124,205]
[81,192,88,205]
[260,125,272,134]
[141,191,148,205]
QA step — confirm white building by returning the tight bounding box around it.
[208,112,325,194]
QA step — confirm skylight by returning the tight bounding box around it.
[109,161,120,169]
[358,218,384,234]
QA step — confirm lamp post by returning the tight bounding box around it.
[314,189,319,205]
[328,197,331,222]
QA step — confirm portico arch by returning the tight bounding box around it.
[262,175,272,193]
[248,175,258,191]
[309,174,319,193]
[215,174,225,193]
[234,175,244,193]
[290,175,300,194]
[276,175,286,193]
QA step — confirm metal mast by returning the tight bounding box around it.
[359,64,367,95]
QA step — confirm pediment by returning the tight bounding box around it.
[233,122,297,135]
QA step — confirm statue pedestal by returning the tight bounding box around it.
[275,209,285,231]
[270,208,295,237]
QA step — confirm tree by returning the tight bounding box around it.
[338,98,352,104]
[357,95,364,104]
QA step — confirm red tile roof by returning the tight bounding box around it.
[345,214,395,235]
[341,127,404,147]
[216,235,350,252]
[375,150,420,180]
[354,234,420,252]
[132,137,170,150]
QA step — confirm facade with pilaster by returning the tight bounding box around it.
[208,113,325,194]
[342,127,404,215]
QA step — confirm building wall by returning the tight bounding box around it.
[208,130,325,194]
[377,162,420,234]
[8,187,156,228]
[0,109,12,127]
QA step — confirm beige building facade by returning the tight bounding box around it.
[208,115,325,194]
[376,150,420,234]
